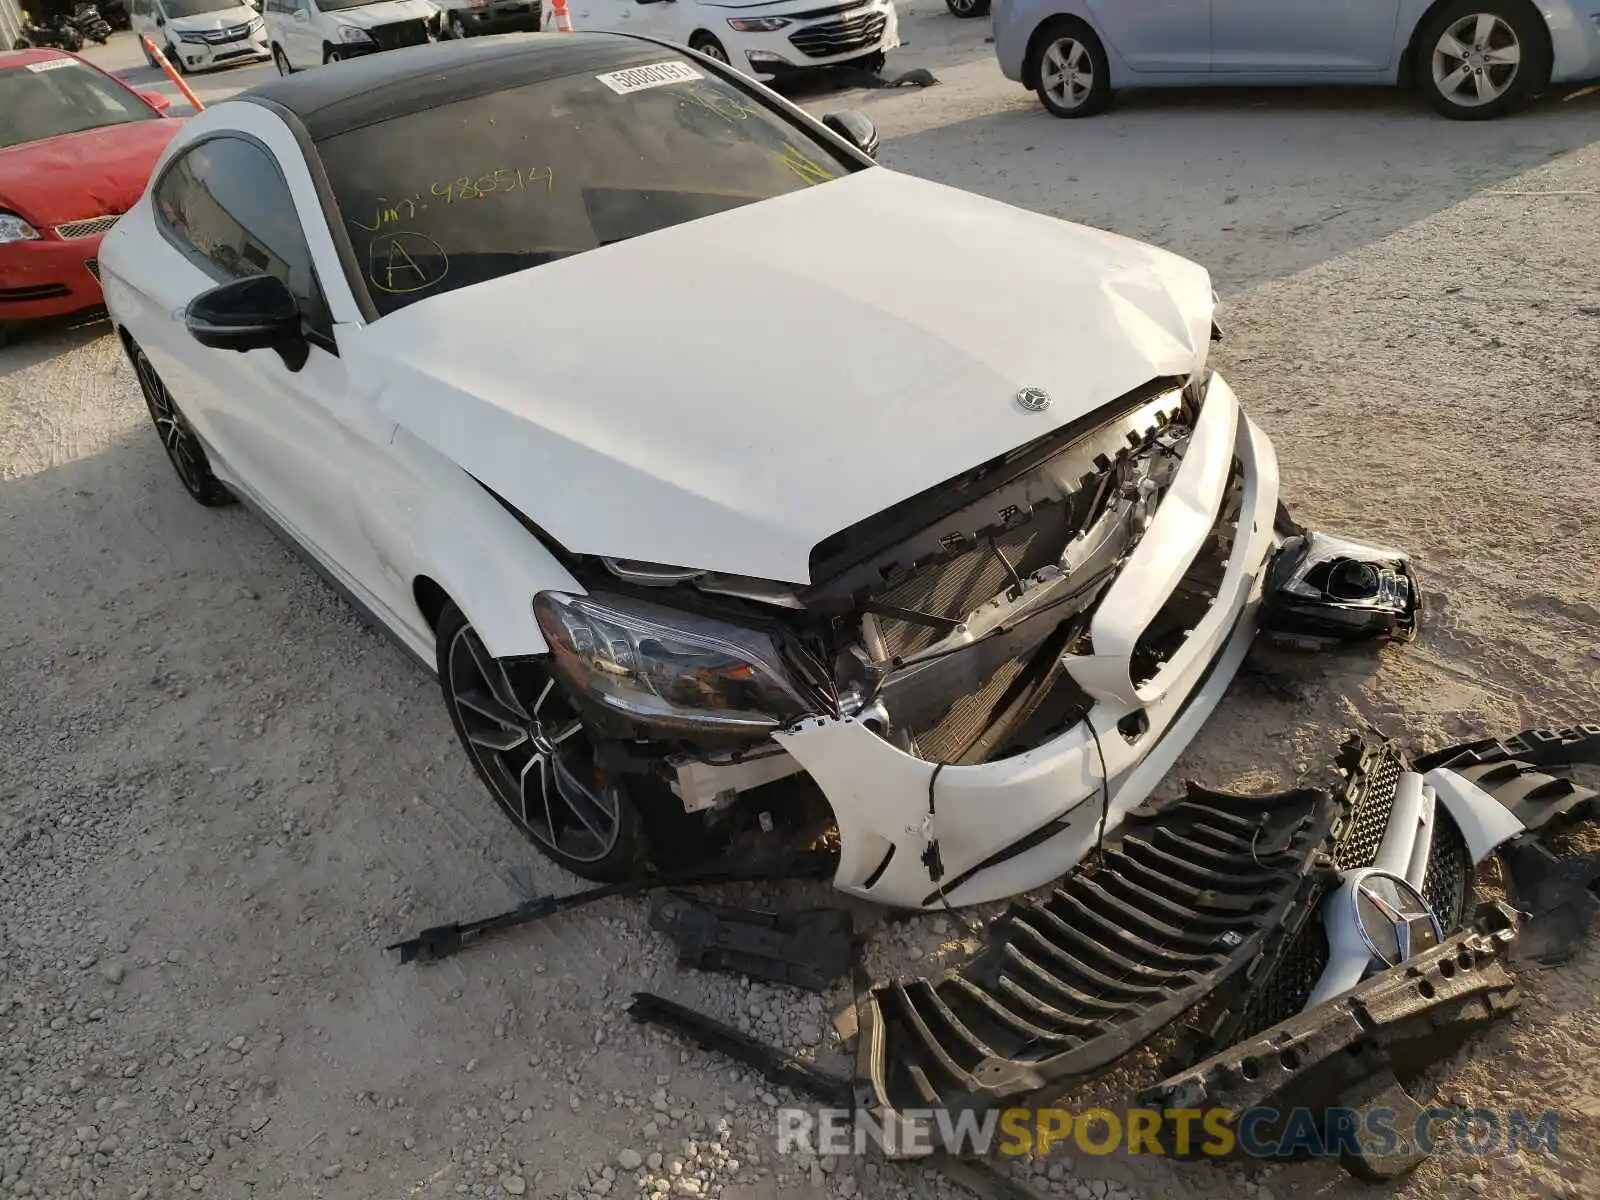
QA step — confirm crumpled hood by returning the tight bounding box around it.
[0,119,182,228]
[355,168,1214,585]
[331,0,436,28]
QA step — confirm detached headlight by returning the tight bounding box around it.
[338,24,374,42]
[728,16,791,30]
[534,591,814,736]
[0,212,40,244]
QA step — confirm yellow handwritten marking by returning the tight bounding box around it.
[775,143,835,186]
[682,86,762,123]
[350,196,420,233]
[426,168,554,205]
[367,232,448,295]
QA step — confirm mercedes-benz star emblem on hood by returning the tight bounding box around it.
[1015,386,1052,413]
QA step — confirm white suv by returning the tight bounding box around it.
[262,0,437,72]
[130,0,271,73]
[543,0,900,80]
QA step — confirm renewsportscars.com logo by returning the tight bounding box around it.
[776,1105,1563,1160]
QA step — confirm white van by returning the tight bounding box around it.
[129,0,272,73]
[540,0,900,81]
[261,0,438,73]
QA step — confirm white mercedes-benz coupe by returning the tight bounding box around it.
[101,32,1282,910]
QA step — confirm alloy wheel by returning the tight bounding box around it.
[134,349,211,499]
[445,626,621,864]
[1040,37,1093,111]
[1431,13,1521,108]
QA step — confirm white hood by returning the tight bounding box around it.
[355,169,1214,584]
[330,0,435,27]
[166,5,257,32]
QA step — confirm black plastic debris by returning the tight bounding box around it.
[626,992,853,1106]
[647,891,858,992]
[386,854,835,964]
[1260,531,1420,648]
[1139,902,1520,1181]
[1412,723,1600,774]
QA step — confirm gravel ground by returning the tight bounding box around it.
[4,20,1600,1200]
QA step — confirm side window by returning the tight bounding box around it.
[153,136,334,342]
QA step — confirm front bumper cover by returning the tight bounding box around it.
[775,373,1282,910]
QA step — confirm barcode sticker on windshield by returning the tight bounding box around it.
[595,61,703,95]
[26,58,78,72]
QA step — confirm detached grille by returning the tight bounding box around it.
[1227,744,1472,1040]
[860,782,1336,1114]
[788,9,887,58]
[54,215,119,240]
[369,19,429,50]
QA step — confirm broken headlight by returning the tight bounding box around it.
[533,591,814,737]
[1260,531,1420,647]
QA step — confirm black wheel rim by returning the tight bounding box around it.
[446,626,621,864]
[698,41,728,62]
[950,0,976,11]
[134,350,209,498]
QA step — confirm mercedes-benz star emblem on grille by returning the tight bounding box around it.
[1352,870,1442,967]
[1015,386,1051,413]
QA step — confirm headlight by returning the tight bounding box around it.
[533,591,814,736]
[176,30,210,42]
[250,16,266,31]
[338,24,374,42]
[0,212,40,244]
[728,16,791,30]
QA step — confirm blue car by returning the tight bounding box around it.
[988,0,1600,119]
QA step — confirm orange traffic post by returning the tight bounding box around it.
[141,36,204,112]
[549,0,573,32]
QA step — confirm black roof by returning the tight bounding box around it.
[236,32,678,141]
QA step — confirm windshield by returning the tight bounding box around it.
[162,0,244,15]
[0,60,158,150]
[317,55,860,316]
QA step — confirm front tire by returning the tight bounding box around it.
[945,0,989,16]
[1415,0,1550,120]
[272,44,292,75]
[436,602,647,882]
[129,343,234,507]
[689,32,729,64]
[1029,19,1112,118]
[164,42,185,72]
[448,12,468,38]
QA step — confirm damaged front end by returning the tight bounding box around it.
[528,361,1432,911]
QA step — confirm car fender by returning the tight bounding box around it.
[1005,2,1132,89]
[383,424,585,662]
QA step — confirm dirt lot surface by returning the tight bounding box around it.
[3,17,1599,1200]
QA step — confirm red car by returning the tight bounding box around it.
[0,48,183,345]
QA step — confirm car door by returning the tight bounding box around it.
[285,0,320,67]
[1210,0,1402,74]
[1083,0,1211,74]
[143,124,411,624]
[561,0,627,33]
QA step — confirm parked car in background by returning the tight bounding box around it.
[433,0,538,39]
[262,0,436,72]
[541,0,899,80]
[993,0,1600,119]
[130,0,272,72]
[0,48,181,345]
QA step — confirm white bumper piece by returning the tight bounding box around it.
[775,373,1281,909]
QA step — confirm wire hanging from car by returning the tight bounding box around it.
[1089,720,1112,859]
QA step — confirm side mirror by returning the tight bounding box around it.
[138,89,172,113]
[186,274,309,371]
[155,13,165,24]
[822,109,878,159]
